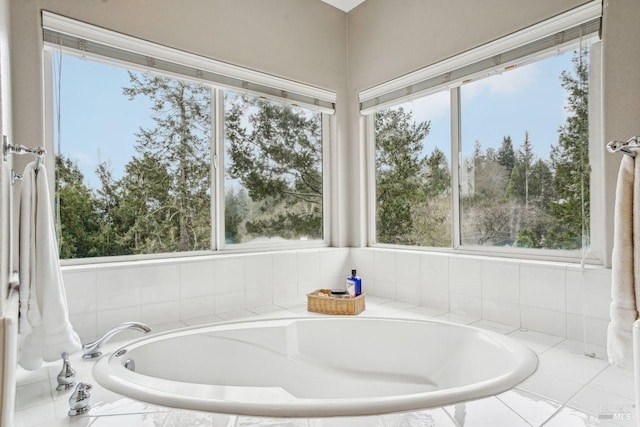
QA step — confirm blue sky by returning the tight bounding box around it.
[394,49,578,163]
[54,49,579,189]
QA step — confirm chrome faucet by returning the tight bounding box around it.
[68,382,92,416]
[82,322,151,359]
[56,352,76,391]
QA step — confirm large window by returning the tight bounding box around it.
[369,28,599,258]
[47,51,328,260]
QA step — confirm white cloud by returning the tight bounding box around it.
[461,63,540,101]
[396,90,450,124]
[70,151,96,170]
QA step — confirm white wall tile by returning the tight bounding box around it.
[521,305,566,337]
[395,252,421,304]
[449,256,482,297]
[565,267,611,320]
[483,299,520,327]
[482,259,519,303]
[214,257,245,294]
[450,293,482,319]
[97,306,142,335]
[141,301,180,325]
[245,286,273,308]
[140,264,180,304]
[244,254,273,289]
[374,280,396,300]
[273,252,298,287]
[69,312,97,342]
[420,253,449,292]
[273,283,298,305]
[320,248,350,281]
[566,314,609,347]
[215,291,245,313]
[298,250,321,283]
[350,248,374,284]
[96,266,142,310]
[180,260,214,298]
[420,290,449,311]
[180,295,215,320]
[520,264,566,312]
[298,281,320,302]
[374,250,396,283]
[63,269,97,315]
[321,275,345,290]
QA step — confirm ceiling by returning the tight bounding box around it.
[320,0,367,13]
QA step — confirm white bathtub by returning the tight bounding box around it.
[93,317,537,417]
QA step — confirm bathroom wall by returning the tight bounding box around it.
[351,248,612,346]
[62,248,350,342]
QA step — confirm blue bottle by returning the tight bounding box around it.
[347,269,362,296]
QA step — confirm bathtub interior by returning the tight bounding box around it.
[113,317,533,400]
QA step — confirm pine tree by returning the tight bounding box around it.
[497,135,515,174]
[122,72,211,252]
[375,107,429,245]
[224,93,323,240]
[547,48,590,249]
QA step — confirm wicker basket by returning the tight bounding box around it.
[307,290,366,315]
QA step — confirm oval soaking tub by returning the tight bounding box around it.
[93,317,537,417]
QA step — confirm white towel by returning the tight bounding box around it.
[607,155,639,370]
[18,162,81,370]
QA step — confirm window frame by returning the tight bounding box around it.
[365,37,604,265]
[43,25,333,265]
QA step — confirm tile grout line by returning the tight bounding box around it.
[495,394,535,427]
[539,363,611,426]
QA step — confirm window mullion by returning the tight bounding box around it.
[451,87,461,249]
[366,114,377,246]
[213,88,225,251]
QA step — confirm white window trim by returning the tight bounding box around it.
[42,12,336,113]
[359,0,600,110]
[364,30,604,265]
[43,24,333,264]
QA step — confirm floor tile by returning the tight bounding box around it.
[589,366,635,400]
[516,368,585,404]
[15,379,52,410]
[507,329,564,354]
[544,405,632,427]
[162,409,236,426]
[14,401,56,427]
[568,385,635,417]
[496,388,561,426]
[536,344,609,385]
[73,412,169,426]
[381,408,457,427]
[444,396,529,426]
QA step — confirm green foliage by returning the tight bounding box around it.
[224,94,323,241]
[55,156,101,258]
[514,228,536,248]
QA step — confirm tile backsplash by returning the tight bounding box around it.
[62,247,611,347]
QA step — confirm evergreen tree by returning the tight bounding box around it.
[375,107,429,245]
[506,132,534,210]
[547,48,590,249]
[497,135,515,174]
[424,147,450,198]
[123,72,211,252]
[55,155,101,258]
[225,94,323,240]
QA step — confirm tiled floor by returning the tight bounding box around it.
[14,299,636,426]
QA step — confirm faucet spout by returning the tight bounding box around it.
[82,322,151,359]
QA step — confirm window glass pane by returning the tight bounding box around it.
[53,54,211,258]
[459,45,590,250]
[223,92,323,244]
[375,91,452,246]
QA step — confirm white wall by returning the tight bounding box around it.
[0,0,11,314]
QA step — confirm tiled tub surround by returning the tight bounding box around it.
[62,248,612,347]
[15,299,634,426]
